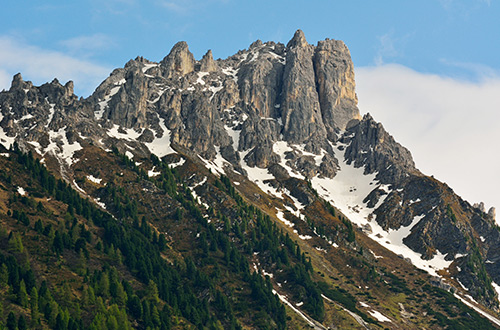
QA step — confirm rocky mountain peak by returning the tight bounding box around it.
[160,41,195,78]
[286,29,308,48]
[200,49,217,72]
[10,73,32,91]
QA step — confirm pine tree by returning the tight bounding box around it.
[146,280,159,303]
[30,286,40,326]
[18,279,29,307]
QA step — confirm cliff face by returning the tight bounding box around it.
[1,30,499,312]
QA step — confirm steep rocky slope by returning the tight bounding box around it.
[0,29,499,328]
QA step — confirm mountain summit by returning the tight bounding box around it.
[0,30,499,328]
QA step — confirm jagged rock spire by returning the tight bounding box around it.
[161,41,195,78]
[200,49,217,72]
[286,29,308,48]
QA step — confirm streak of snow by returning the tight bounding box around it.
[28,141,43,155]
[142,63,158,73]
[367,310,391,323]
[369,249,384,259]
[454,293,500,327]
[409,198,421,205]
[457,279,469,291]
[315,247,327,253]
[169,158,185,168]
[208,85,223,101]
[96,85,121,119]
[199,147,230,176]
[94,197,106,209]
[19,114,34,121]
[493,282,500,303]
[273,290,325,329]
[276,210,294,227]
[189,177,209,208]
[73,180,86,194]
[298,235,312,240]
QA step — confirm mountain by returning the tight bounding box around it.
[0,29,499,329]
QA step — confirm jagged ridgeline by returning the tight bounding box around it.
[0,29,499,329]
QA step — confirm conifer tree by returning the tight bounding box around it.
[18,279,29,307]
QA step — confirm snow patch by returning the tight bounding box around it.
[199,146,229,176]
[125,151,134,160]
[276,210,294,227]
[87,175,102,184]
[492,282,500,303]
[310,142,452,276]
[145,114,176,157]
[368,310,391,323]
[196,71,209,85]
[46,127,82,166]
[148,167,161,177]
[17,187,26,196]
[169,158,185,168]
[142,63,158,73]
[107,125,143,141]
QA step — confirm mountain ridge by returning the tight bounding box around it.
[0,29,499,328]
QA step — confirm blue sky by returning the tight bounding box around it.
[1,0,499,212]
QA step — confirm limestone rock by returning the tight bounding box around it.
[281,31,326,145]
[200,50,217,72]
[314,39,361,136]
[488,207,496,220]
[161,41,195,78]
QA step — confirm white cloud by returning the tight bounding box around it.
[356,63,500,211]
[60,33,116,57]
[0,36,111,97]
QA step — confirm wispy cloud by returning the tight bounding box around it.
[440,58,500,80]
[0,36,111,97]
[374,32,397,65]
[374,31,411,66]
[356,63,500,210]
[59,33,116,57]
